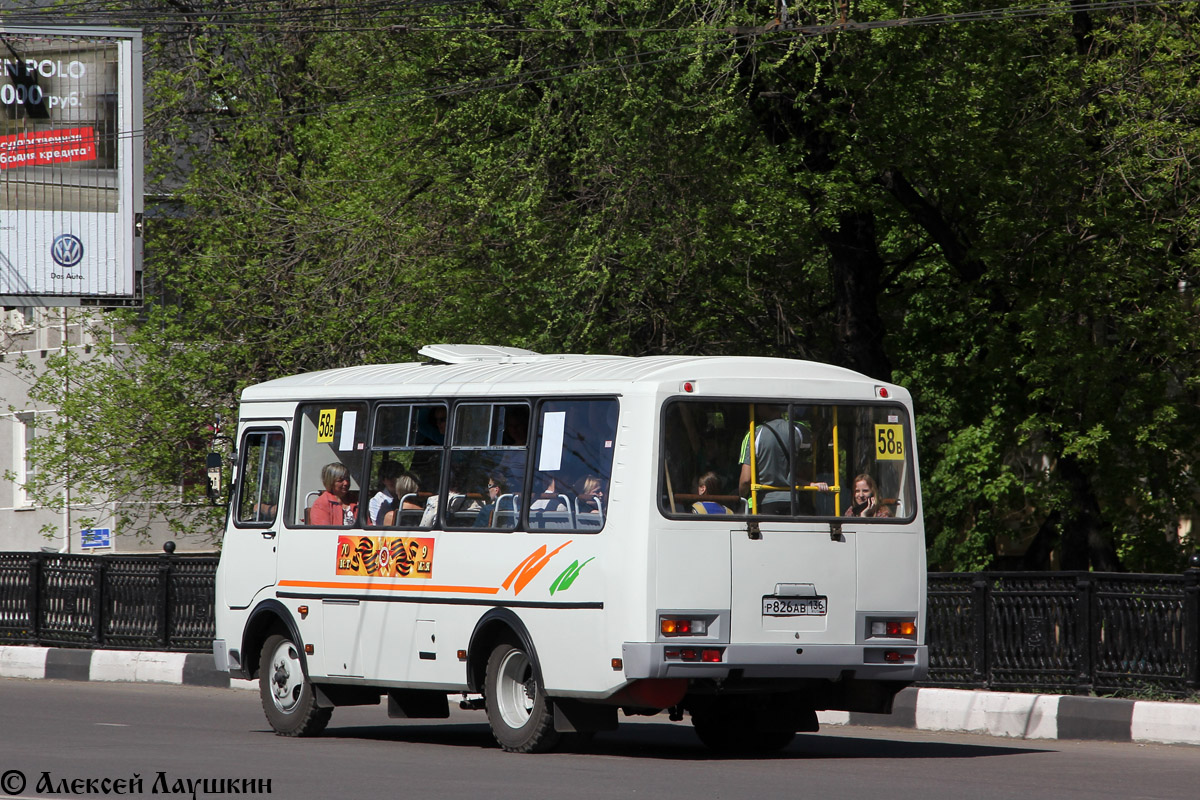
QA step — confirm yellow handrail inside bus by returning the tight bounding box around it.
[747,404,842,512]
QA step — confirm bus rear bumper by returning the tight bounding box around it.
[621,642,928,682]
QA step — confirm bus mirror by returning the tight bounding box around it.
[206,452,223,505]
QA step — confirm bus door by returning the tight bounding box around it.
[224,423,288,609]
[729,520,858,647]
[729,401,914,647]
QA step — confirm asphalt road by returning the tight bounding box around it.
[0,679,1195,800]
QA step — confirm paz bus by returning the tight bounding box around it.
[212,345,927,753]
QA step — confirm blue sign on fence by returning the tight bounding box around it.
[80,528,111,549]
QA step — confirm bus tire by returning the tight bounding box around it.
[484,641,561,753]
[260,634,331,737]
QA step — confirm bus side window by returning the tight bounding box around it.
[289,402,368,528]
[367,403,444,528]
[527,398,618,532]
[235,429,284,525]
[446,402,528,531]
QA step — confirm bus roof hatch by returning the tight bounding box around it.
[418,344,541,364]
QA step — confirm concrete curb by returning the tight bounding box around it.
[3,646,1196,746]
[0,646,256,691]
[818,686,1200,747]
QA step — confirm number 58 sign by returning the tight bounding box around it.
[317,409,337,442]
[874,424,905,460]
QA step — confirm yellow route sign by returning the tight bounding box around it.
[317,409,337,443]
[874,424,905,460]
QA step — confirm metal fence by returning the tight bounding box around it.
[927,570,1200,697]
[2,552,1198,697]
[0,552,217,652]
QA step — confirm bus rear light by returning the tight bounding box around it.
[663,647,725,663]
[660,617,708,636]
[870,618,917,639]
[884,650,915,663]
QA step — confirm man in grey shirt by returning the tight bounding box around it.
[738,405,819,515]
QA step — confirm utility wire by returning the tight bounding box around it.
[0,0,1195,34]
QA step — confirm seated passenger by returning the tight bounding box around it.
[574,474,605,514]
[530,474,565,511]
[380,472,424,526]
[420,469,480,528]
[843,473,891,518]
[368,460,402,526]
[474,472,516,527]
[691,471,731,514]
[309,463,357,526]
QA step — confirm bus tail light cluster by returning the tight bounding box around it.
[660,617,708,636]
[664,647,724,663]
[868,618,917,640]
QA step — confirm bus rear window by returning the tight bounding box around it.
[660,400,915,521]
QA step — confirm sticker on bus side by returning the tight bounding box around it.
[317,409,337,442]
[874,424,905,460]
[336,535,435,579]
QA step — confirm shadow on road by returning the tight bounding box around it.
[310,719,1047,761]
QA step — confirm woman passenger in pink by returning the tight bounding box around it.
[309,462,357,526]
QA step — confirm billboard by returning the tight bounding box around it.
[0,26,142,306]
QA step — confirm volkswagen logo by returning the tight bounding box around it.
[51,234,84,268]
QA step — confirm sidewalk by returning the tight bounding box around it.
[3,645,1197,747]
[818,686,1200,747]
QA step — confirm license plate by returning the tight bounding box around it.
[762,596,827,616]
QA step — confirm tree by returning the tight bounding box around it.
[11,0,1200,567]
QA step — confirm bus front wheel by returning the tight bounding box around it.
[484,642,561,753]
[259,634,331,737]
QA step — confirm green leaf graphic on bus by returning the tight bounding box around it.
[549,557,594,595]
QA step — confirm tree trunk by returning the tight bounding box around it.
[1057,455,1122,571]
[821,211,893,381]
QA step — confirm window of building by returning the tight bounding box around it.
[14,413,35,507]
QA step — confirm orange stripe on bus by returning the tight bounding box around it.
[278,580,499,595]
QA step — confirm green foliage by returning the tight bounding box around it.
[16,0,1200,565]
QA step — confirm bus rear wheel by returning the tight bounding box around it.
[259,634,331,737]
[484,641,561,753]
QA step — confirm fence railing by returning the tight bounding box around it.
[927,570,1200,697]
[0,552,217,652]
[2,552,1198,697]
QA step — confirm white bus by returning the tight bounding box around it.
[213,345,927,753]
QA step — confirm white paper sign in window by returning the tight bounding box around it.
[339,411,358,451]
[538,412,566,471]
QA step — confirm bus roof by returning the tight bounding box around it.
[239,346,896,403]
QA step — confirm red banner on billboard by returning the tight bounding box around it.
[0,127,96,169]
